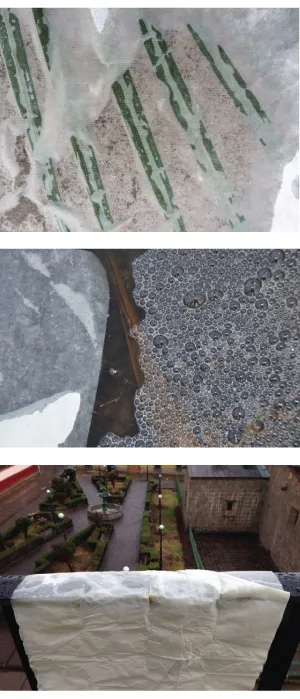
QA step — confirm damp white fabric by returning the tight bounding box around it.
[11,569,289,691]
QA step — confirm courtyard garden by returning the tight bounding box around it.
[0,469,199,576]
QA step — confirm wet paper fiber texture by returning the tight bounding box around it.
[0,8,298,232]
[99,249,300,449]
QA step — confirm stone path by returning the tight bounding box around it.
[101,481,147,571]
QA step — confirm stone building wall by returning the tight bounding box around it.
[184,475,267,532]
[259,466,300,571]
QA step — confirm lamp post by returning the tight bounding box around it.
[58,512,67,541]
[158,524,164,571]
[158,472,162,495]
[46,489,55,522]
[158,493,162,527]
[123,566,130,572]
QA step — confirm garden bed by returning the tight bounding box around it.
[32,524,113,574]
[91,475,132,504]
[137,488,184,571]
[39,470,88,513]
[194,532,277,572]
[0,512,73,570]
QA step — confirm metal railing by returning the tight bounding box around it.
[175,476,183,506]
[188,526,205,570]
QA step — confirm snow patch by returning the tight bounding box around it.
[271,150,299,231]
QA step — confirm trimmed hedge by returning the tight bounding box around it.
[141,513,150,545]
[39,476,87,512]
[31,524,112,574]
[90,538,107,570]
[136,562,159,571]
[139,544,159,563]
[71,525,94,546]
[0,535,45,570]
[91,476,132,504]
[145,493,151,511]
[2,522,21,541]
[65,495,88,509]
[86,527,101,545]
[33,548,57,573]
[0,515,72,570]
[137,488,162,570]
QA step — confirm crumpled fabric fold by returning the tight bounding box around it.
[11,569,289,690]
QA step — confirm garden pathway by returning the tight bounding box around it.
[101,481,147,571]
[0,475,100,575]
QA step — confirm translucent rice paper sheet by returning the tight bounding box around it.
[0,8,298,231]
[12,570,289,690]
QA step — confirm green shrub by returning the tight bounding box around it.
[65,495,88,509]
[52,519,73,534]
[90,538,107,570]
[71,526,93,546]
[136,562,159,571]
[86,528,101,546]
[38,511,53,522]
[34,549,56,568]
[39,500,51,512]
[140,545,159,562]
[51,477,72,495]
[141,513,150,545]
[32,561,52,574]
[91,476,106,490]
[145,493,151,511]
[0,534,44,567]
[2,523,20,542]
[103,524,113,539]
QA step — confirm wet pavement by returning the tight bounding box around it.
[101,481,148,571]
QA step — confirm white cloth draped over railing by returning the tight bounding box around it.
[11,569,289,691]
